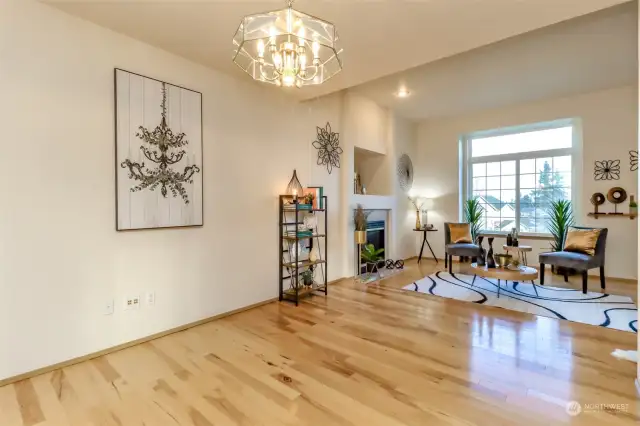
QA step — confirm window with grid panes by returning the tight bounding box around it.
[464,121,574,234]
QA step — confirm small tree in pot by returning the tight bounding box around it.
[464,198,483,244]
[546,200,574,275]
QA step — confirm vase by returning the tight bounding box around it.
[355,231,367,244]
[415,210,422,229]
[476,236,486,266]
[309,246,319,262]
[486,237,496,268]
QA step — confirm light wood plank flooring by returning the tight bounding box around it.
[0,259,638,425]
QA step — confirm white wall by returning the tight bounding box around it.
[341,92,417,277]
[415,85,638,279]
[0,0,344,380]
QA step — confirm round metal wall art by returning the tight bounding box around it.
[397,154,414,193]
[607,187,627,204]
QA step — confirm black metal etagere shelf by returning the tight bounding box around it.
[279,195,328,306]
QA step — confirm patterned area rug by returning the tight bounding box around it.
[404,271,637,333]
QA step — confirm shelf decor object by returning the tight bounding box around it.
[279,194,328,306]
[397,154,414,193]
[607,186,627,214]
[590,192,605,215]
[588,188,636,219]
[630,150,638,171]
[232,0,343,88]
[630,195,637,216]
[285,169,303,201]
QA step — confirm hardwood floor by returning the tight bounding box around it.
[0,259,638,425]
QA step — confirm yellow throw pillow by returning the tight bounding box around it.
[449,223,472,244]
[563,228,600,256]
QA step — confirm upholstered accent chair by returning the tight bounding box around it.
[444,222,482,274]
[538,226,608,294]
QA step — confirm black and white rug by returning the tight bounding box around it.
[404,272,637,333]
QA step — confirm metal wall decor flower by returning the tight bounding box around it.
[630,150,638,171]
[593,160,620,181]
[313,122,342,174]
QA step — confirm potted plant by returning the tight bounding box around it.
[303,192,315,207]
[300,269,314,287]
[354,204,369,244]
[361,243,385,273]
[546,200,574,275]
[464,198,483,244]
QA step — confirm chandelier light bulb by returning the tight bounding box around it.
[257,39,265,57]
[298,27,305,46]
[283,74,295,87]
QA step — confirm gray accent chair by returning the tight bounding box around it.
[444,222,482,274]
[539,226,608,294]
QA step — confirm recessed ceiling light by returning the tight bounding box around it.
[396,88,410,98]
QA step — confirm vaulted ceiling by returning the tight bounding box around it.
[352,2,638,120]
[43,0,631,101]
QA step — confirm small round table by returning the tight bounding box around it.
[469,263,539,298]
[502,245,533,265]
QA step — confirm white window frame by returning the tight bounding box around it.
[460,118,581,237]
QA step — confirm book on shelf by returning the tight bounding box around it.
[284,231,313,237]
[284,203,313,210]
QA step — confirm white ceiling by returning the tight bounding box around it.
[42,0,630,101]
[352,2,638,120]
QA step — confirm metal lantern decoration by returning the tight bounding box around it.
[232,0,343,88]
[397,154,414,193]
[286,169,303,199]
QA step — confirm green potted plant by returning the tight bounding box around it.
[361,243,384,273]
[303,192,315,207]
[464,198,483,244]
[300,269,314,287]
[546,200,574,275]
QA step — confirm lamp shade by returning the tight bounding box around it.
[422,198,434,210]
[286,169,303,196]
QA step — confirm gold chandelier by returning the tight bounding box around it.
[233,0,343,88]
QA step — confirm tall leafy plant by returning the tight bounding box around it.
[464,198,483,243]
[547,200,574,251]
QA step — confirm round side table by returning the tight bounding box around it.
[503,245,533,265]
[469,263,538,298]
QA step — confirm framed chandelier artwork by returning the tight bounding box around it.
[115,69,203,231]
[232,0,343,88]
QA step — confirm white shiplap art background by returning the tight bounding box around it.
[116,69,203,230]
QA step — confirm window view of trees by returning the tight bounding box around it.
[471,156,571,233]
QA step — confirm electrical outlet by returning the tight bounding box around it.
[146,292,155,306]
[124,295,141,310]
[104,299,114,316]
